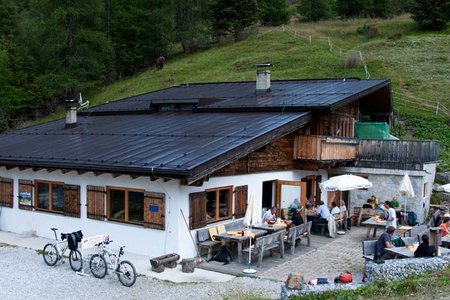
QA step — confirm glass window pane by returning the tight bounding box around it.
[206,191,216,222]
[52,184,64,212]
[218,189,230,218]
[128,191,144,222]
[110,189,125,220]
[37,182,49,209]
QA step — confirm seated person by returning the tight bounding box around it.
[390,196,400,208]
[414,235,435,257]
[374,226,396,262]
[290,207,304,227]
[330,201,340,215]
[311,201,330,234]
[262,206,277,224]
[362,199,374,209]
[370,195,379,206]
[439,216,450,237]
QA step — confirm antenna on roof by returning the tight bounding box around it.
[78,93,90,110]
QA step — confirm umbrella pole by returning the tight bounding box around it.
[243,225,256,274]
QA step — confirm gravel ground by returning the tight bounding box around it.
[0,246,281,300]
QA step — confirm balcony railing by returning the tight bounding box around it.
[294,135,440,167]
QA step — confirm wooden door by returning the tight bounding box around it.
[275,180,307,221]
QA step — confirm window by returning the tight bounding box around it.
[108,187,144,224]
[205,186,232,223]
[36,180,64,212]
[423,182,428,197]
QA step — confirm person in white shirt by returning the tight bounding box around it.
[312,201,331,234]
[384,201,397,229]
[262,206,277,223]
[330,201,340,215]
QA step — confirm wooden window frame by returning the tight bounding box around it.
[34,180,65,214]
[0,177,14,208]
[107,186,145,225]
[205,185,233,223]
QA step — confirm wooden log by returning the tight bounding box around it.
[180,258,196,273]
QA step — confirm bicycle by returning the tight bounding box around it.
[89,238,137,287]
[42,228,83,272]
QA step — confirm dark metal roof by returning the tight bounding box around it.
[0,77,391,183]
[0,112,310,183]
[83,78,390,114]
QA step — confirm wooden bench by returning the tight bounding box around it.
[197,228,220,260]
[362,240,377,261]
[243,231,285,268]
[150,253,180,273]
[285,221,312,255]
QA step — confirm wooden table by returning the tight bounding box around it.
[384,245,450,258]
[362,217,386,238]
[362,217,413,239]
[253,222,287,233]
[215,229,267,264]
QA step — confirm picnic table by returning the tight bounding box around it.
[362,217,413,239]
[253,222,287,233]
[215,228,267,264]
[384,244,450,258]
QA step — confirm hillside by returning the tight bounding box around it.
[31,15,450,171]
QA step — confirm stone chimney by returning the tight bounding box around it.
[65,99,77,128]
[256,63,272,94]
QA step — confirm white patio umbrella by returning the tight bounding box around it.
[319,174,373,192]
[399,173,415,216]
[242,193,258,274]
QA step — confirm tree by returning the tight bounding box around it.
[367,0,394,18]
[109,0,174,74]
[174,0,211,53]
[259,0,290,26]
[211,0,259,41]
[336,0,368,18]
[297,0,333,22]
[410,0,450,29]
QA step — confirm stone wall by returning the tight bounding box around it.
[364,256,450,283]
[337,163,437,224]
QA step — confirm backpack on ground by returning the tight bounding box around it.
[407,211,418,226]
[207,245,231,265]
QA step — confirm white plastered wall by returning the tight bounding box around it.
[0,167,327,257]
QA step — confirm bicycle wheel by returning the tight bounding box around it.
[69,250,83,272]
[89,254,107,278]
[43,243,59,266]
[117,260,137,287]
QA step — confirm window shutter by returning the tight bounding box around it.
[63,184,80,218]
[143,191,165,230]
[234,185,248,218]
[18,179,34,210]
[189,192,207,230]
[0,177,13,208]
[86,185,106,220]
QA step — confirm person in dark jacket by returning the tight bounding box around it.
[290,207,303,226]
[414,234,435,258]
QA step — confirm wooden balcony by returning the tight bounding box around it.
[294,135,358,161]
[294,135,440,170]
[355,139,439,170]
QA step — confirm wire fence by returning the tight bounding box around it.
[277,25,449,118]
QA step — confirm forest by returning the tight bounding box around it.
[0,0,448,132]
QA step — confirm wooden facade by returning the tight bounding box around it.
[294,135,358,161]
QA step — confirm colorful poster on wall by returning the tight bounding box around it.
[19,192,32,206]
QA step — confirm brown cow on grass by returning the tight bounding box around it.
[156,55,165,70]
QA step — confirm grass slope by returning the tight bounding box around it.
[32,15,450,170]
